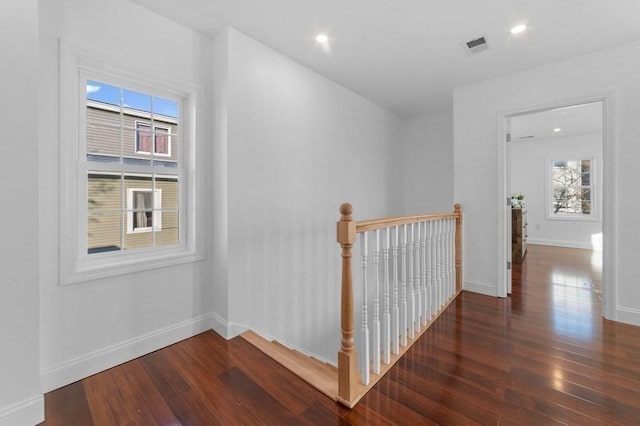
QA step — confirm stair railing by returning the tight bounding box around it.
[336,203,463,407]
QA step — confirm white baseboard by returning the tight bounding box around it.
[527,239,592,250]
[0,395,44,426]
[210,311,234,339]
[41,313,215,393]
[616,306,640,327]
[463,279,497,297]
[227,322,249,339]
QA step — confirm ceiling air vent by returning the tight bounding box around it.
[464,36,489,55]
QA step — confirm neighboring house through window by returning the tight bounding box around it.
[85,80,180,254]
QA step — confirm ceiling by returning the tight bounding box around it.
[509,101,603,142]
[130,0,640,116]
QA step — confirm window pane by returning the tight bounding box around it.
[88,212,122,254]
[86,80,120,107]
[156,210,179,247]
[551,159,592,216]
[153,96,178,119]
[88,172,122,212]
[154,160,178,169]
[153,132,178,167]
[132,191,153,230]
[580,188,591,214]
[124,226,153,250]
[136,123,153,153]
[581,160,591,185]
[123,89,151,114]
[86,94,122,162]
[157,175,178,209]
[155,127,169,155]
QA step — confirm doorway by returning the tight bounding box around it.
[499,97,615,319]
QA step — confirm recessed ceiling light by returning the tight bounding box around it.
[553,128,562,132]
[316,34,329,44]
[510,24,527,35]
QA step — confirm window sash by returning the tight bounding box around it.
[548,158,595,218]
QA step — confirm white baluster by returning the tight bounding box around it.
[400,224,408,346]
[438,219,445,308]
[372,230,381,375]
[361,232,370,385]
[443,219,449,301]
[435,220,442,311]
[429,220,438,316]
[407,223,415,339]
[392,226,400,354]
[420,221,428,326]
[447,218,453,300]
[383,228,391,364]
[449,218,455,299]
[414,222,422,332]
[427,220,433,320]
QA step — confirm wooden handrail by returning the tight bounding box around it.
[337,203,463,407]
[356,212,458,233]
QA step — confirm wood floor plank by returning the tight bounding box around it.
[228,337,331,415]
[140,348,228,425]
[217,366,303,425]
[42,380,93,426]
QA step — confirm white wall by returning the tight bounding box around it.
[401,110,454,215]
[454,39,640,325]
[511,132,602,248]
[0,1,44,424]
[210,28,230,328]
[38,0,214,392]
[215,28,402,361]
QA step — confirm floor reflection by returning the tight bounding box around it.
[551,271,594,339]
[512,245,602,341]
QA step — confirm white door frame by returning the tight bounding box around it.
[496,93,617,319]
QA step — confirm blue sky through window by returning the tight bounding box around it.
[86,80,178,118]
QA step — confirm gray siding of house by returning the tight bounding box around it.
[88,175,179,251]
[87,105,179,163]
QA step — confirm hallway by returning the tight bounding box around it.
[42,245,640,424]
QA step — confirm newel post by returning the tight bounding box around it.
[454,204,463,293]
[337,203,357,403]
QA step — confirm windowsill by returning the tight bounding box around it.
[61,246,203,285]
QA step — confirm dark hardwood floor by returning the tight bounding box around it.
[41,245,640,425]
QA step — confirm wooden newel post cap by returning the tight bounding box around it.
[454,203,461,212]
[337,203,355,245]
[340,203,353,219]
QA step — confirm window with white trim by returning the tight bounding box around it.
[59,45,200,284]
[127,188,162,233]
[548,159,594,218]
[135,122,171,156]
[85,80,181,255]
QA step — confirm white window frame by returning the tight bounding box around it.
[546,157,598,221]
[59,42,201,285]
[127,188,162,233]
[135,121,172,157]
